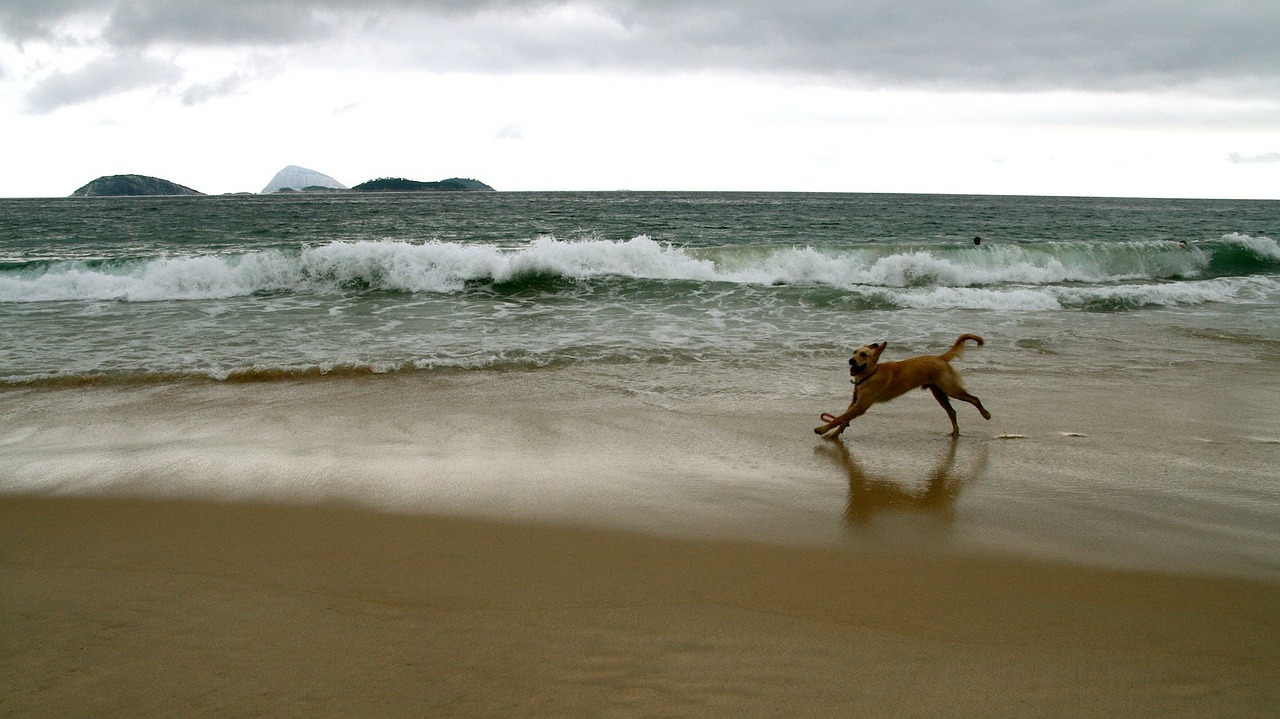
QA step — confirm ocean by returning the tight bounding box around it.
[3,192,1277,383]
[2,192,1278,576]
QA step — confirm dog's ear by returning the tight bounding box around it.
[872,342,887,358]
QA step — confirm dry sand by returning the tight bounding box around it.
[2,494,1277,718]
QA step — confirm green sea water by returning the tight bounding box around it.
[1,192,1276,384]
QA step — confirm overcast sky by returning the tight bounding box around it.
[2,0,1277,198]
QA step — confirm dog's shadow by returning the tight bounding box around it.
[815,437,988,525]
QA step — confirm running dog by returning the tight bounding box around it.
[815,334,991,439]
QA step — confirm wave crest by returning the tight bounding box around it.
[1220,232,1280,261]
[0,235,1271,303]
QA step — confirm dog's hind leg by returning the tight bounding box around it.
[950,390,991,421]
[927,385,961,436]
[934,371,992,423]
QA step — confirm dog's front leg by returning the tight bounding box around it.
[815,395,869,439]
[815,388,858,436]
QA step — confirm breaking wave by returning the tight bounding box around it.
[1,233,1275,305]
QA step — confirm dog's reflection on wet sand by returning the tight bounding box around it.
[816,437,988,525]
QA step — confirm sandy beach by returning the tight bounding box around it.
[2,357,1278,716]
[3,495,1277,718]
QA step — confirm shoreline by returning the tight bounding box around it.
[4,359,1278,580]
[3,493,1277,717]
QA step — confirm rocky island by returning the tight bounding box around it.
[352,177,495,192]
[71,175,204,197]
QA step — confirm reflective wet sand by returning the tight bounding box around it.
[2,360,1278,715]
[4,358,1276,577]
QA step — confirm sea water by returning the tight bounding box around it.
[1,192,1276,384]
[2,192,1278,576]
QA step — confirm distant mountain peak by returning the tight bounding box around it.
[261,165,348,194]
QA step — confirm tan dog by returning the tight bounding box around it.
[815,334,991,440]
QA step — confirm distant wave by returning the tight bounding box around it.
[1220,232,1280,261]
[1,234,1274,303]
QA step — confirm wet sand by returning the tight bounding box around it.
[4,359,1278,576]
[2,495,1277,717]
[2,361,1278,715]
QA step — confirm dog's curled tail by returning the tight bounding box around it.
[942,333,984,361]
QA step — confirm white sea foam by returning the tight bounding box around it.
[844,276,1271,312]
[0,252,305,302]
[1053,278,1257,309]
[890,287,1065,311]
[302,240,496,292]
[0,236,1259,303]
[507,235,721,282]
[1221,232,1280,261]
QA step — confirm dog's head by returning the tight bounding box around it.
[849,342,887,377]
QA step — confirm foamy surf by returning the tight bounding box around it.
[2,233,1272,304]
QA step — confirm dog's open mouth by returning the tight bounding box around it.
[849,360,867,376]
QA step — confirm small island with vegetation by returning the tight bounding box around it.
[71,175,203,197]
[351,177,495,193]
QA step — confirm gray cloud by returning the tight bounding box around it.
[0,0,100,44]
[23,52,183,114]
[180,71,251,105]
[102,1,337,47]
[553,1,1280,92]
[1228,152,1280,164]
[6,1,1278,95]
[0,0,542,46]
[178,56,280,105]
